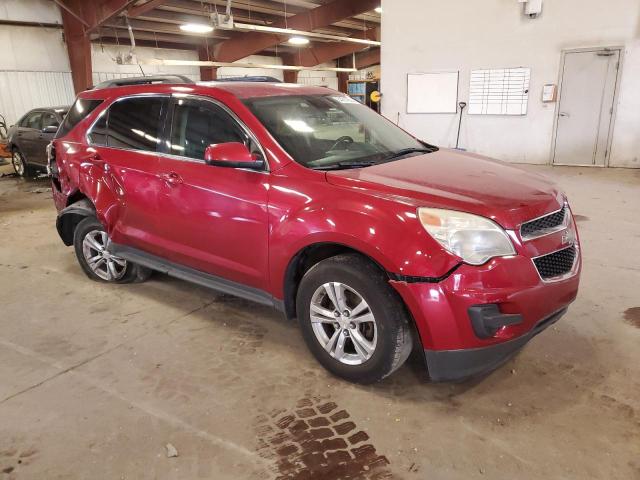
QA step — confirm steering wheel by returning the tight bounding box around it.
[328,135,354,151]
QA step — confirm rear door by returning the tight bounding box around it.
[154,95,270,289]
[85,95,169,253]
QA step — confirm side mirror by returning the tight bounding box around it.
[204,142,265,170]
[42,125,59,134]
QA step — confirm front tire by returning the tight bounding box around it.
[296,254,413,384]
[73,217,151,283]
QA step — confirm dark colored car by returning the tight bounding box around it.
[7,106,69,177]
[48,77,581,384]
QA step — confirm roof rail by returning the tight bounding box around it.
[91,75,195,90]
[215,76,282,83]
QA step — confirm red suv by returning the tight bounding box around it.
[49,76,581,384]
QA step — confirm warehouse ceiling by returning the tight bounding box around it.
[62,0,381,68]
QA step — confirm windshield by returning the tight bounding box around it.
[244,94,436,170]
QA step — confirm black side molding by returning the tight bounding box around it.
[109,243,282,310]
[388,264,461,284]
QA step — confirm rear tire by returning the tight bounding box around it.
[73,217,152,283]
[11,149,35,178]
[296,254,413,384]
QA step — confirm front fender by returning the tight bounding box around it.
[268,180,460,298]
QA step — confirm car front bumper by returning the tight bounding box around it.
[423,308,566,381]
[389,252,580,381]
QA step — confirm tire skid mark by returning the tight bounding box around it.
[255,395,394,479]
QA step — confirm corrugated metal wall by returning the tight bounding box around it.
[0,71,75,126]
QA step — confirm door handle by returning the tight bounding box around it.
[159,172,183,186]
[558,112,570,117]
[89,152,104,164]
[87,152,109,170]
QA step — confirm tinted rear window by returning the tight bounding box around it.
[107,97,167,151]
[56,98,103,138]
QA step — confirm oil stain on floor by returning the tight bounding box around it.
[255,395,393,479]
[624,307,640,328]
[572,214,589,222]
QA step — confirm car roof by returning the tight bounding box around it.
[80,81,336,100]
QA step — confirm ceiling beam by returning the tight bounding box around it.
[96,36,196,51]
[101,17,230,39]
[285,27,379,67]
[353,48,380,70]
[128,0,168,17]
[213,0,380,63]
[55,0,138,32]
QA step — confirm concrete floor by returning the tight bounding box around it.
[0,161,639,480]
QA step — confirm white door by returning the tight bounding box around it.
[553,48,620,166]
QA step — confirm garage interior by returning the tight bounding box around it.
[0,0,639,479]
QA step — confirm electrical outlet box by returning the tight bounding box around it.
[525,0,542,17]
[542,84,557,102]
[211,12,234,29]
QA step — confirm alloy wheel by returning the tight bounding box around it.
[12,152,25,176]
[309,282,377,365]
[81,229,127,281]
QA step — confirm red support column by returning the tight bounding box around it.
[61,6,92,93]
[337,72,349,93]
[198,45,218,81]
[283,70,299,84]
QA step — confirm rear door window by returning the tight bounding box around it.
[168,98,249,160]
[107,97,167,151]
[56,99,103,138]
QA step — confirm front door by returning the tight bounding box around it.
[32,112,59,166]
[553,48,621,166]
[18,111,43,161]
[155,95,270,290]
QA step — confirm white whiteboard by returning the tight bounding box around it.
[407,72,459,114]
[468,67,530,115]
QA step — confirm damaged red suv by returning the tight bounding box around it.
[49,76,581,384]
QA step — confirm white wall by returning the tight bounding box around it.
[0,0,61,23]
[217,55,285,81]
[298,62,338,90]
[381,0,640,168]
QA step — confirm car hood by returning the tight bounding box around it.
[325,148,564,229]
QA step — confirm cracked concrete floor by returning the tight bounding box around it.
[0,161,639,480]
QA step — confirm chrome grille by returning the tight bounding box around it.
[533,245,577,280]
[520,205,567,240]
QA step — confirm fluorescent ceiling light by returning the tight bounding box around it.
[375,7,382,13]
[233,22,380,47]
[142,58,357,73]
[288,36,310,45]
[180,23,214,34]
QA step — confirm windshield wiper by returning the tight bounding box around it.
[384,147,435,161]
[313,161,378,171]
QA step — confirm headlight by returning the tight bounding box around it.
[418,207,516,265]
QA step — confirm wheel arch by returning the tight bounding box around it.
[282,242,391,321]
[56,196,96,246]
